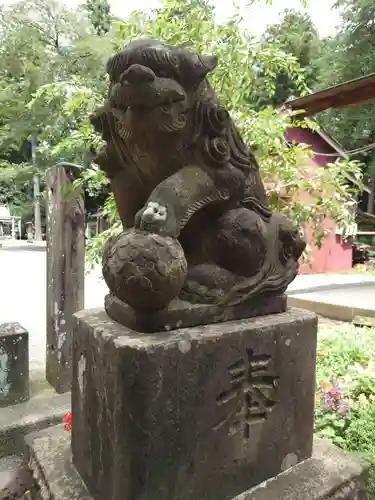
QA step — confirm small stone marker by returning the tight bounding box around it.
[0,322,29,408]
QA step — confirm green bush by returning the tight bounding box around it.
[315,324,375,496]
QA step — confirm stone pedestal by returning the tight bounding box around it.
[71,307,317,500]
[0,322,29,407]
[24,428,369,500]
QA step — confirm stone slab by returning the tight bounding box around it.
[286,274,375,295]
[0,385,70,459]
[105,293,287,333]
[25,426,91,500]
[0,454,34,499]
[71,307,317,500]
[235,437,369,500]
[288,284,375,322]
[24,428,369,500]
[0,322,29,407]
[0,455,24,491]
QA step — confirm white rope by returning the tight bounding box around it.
[287,140,375,158]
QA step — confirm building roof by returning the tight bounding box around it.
[285,73,375,116]
[282,79,373,193]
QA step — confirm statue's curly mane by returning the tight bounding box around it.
[190,81,272,219]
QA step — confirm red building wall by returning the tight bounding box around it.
[285,127,353,274]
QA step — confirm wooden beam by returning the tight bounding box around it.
[287,74,375,115]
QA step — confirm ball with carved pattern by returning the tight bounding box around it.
[102,229,187,311]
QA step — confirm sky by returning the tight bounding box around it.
[93,0,341,38]
[1,0,341,38]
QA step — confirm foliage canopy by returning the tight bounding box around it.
[0,0,363,259]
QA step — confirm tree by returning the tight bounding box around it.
[254,9,321,108]
[0,0,112,223]
[312,0,375,211]
[74,0,360,263]
[0,0,67,221]
[84,0,112,35]
[314,0,375,150]
[0,0,362,261]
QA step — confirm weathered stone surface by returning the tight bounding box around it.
[46,163,85,394]
[0,454,35,500]
[0,385,70,459]
[235,437,369,500]
[23,428,369,500]
[24,426,91,500]
[105,293,287,333]
[0,323,29,408]
[0,455,23,491]
[72,307,317,500]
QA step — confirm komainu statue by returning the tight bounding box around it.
[91,38,305,325]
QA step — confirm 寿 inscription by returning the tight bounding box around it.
[214,349,278,438]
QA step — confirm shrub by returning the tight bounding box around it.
[315,323,375,496]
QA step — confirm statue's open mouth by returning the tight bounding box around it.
[109,64,187,110]
[110,81,186,110]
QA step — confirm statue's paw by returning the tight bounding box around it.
[180,279,225,304]
[179,264,240,305]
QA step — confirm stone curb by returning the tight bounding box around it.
[287,279,375,296]
[287,296,375,323]
[0,391,70,458]
[236,437,369,499]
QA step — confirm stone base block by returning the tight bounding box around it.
[237,437,370,500]
[0,322,29,407]
[71,307,317,500]
[24,427,369,500]
[105,293,287,333]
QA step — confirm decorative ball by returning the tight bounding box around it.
[102,229,187,311]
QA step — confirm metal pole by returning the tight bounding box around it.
[31,135,42,241]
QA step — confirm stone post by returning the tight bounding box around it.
[26,222,33,242]
[71,308,318,500]
[46,163,85,393]
[11,218,15,239]
[0,322,29,407]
